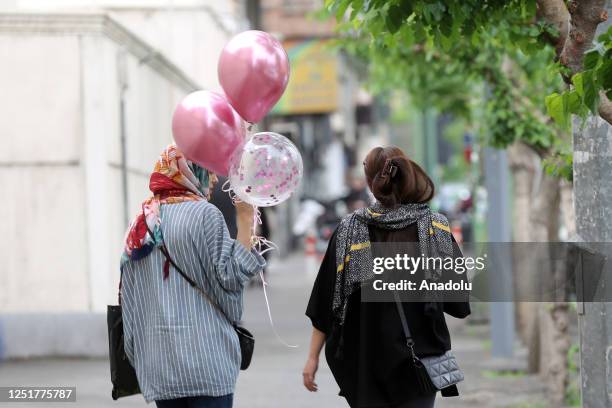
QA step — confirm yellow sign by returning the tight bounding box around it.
[272,40,338,115]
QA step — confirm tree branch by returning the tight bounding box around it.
[598,92,612,124]
[541,0,611,125]
[559,0,607,74]
[536,0,570,56]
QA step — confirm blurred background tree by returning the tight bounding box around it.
[323,0,612,405]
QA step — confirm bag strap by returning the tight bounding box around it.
[160,242,235,325]
[392,290,417,358]
[118,266,123,305]
[144,221,235,325]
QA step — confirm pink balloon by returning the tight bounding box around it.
[172,90,245,176]
[218,30,290,123]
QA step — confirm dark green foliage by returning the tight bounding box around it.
[324,0,583,180]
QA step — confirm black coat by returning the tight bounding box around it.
[306,224,470,408]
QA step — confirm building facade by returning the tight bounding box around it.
[0,1,246,358]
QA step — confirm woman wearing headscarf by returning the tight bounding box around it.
[303,146,471,408]
[120,144,266,408]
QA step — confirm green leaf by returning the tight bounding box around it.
[596,25,612,43]
[439,33,453,51]
[545,92,568,129]
[520,0,537,19]
[599,61,612,92]
[566,90,582,114]
[439,13,453,37]
[583,50,601,70]
[581,70,600,114]
[398,0,413,17]
[463,18,476,36]
[573,73,584,97]
[422,3,445,23]
[350,0,363,20]
[335,0,352,20]
[385,5,404,33]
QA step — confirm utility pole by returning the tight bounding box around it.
[483,147,515,358]
[575,101,612,408]
[575,3,612,406]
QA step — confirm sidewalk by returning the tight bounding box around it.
[0,254,547,408]
[236,254,548,408]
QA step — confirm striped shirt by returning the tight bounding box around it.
[121,201,266,402]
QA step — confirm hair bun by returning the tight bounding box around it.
[363,146,434,207]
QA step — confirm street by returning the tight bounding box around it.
[0,254,546,408]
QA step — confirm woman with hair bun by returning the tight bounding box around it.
[302,146,470,408]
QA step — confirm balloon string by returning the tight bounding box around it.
[259,269,298,348]
[251,205,298,349]
[221,178,232,193]
[223,182,296,347]
[250,206,278,254]
[252,205,261,231]
[255,237,278,255]
[222,179,243,206]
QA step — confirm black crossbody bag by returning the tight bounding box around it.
[393,291,464,394]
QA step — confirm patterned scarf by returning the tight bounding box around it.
[333,203,453,326]
[121,144,210,276]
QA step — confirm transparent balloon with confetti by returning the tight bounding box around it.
[228,132,303,207]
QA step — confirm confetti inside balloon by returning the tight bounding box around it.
[228,132,303,207]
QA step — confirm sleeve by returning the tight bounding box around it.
[201,204,266,292]
[442,235,471,318]
[305,229,338,335]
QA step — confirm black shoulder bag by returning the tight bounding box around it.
[107,268,141,400]
[158,243,254,370]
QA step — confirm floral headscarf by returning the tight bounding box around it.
[121,144,210,273]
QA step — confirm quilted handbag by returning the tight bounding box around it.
[421,350,464,389]
[393,292,464,393]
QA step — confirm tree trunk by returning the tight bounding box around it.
[508,142,538,347]
[529,173,561,379]
[541,180,576,406]
[539,302,572,406]
[528,172,572,406]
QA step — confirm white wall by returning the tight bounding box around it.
[0,17,196,313]
[0,0,246,90]
[0,34,90,312]
[3,0,238,14]
[109,9,236,90]
[0,0,245,316]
